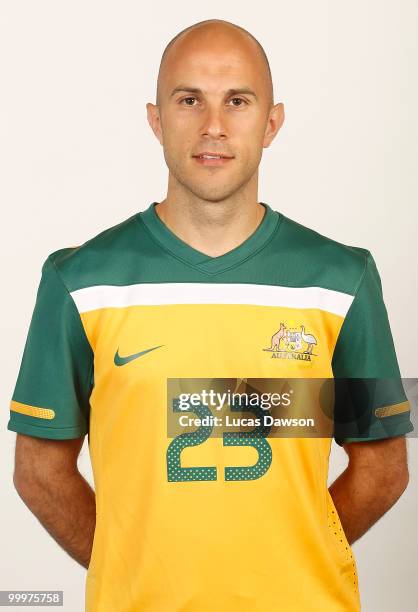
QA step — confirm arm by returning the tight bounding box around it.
[329,436,409,545]
[13,433,96,569]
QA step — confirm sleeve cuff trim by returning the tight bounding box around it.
[10,400,55,420]
[375,400,410,418]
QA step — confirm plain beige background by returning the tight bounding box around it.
[1,1,417,611]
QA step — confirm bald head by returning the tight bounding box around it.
[156,19,274,108]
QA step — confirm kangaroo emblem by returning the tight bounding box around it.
[270,322,286,351]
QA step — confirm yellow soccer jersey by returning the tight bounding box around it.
[8,202,413,611]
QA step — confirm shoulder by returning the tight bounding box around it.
[276,212,371,294]
[44,212,141,292]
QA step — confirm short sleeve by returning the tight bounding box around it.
[8,255,94,439]
[332,250,413,445]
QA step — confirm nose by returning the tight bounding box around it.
[200,105,227,139]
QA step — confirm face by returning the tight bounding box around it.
[147,28,284,203]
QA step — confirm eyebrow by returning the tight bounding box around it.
[170,86,258,100]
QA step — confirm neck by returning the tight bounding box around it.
[154,175,266,257]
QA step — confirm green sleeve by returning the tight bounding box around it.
[8,254,94,439]
[332,250,413,445]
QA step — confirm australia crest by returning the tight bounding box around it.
[264,322,318,361]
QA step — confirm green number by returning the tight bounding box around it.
[223,401,272,481]
[167,391,273,483]
[167,400,217,482]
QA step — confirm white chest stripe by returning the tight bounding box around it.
[70,283,354,318]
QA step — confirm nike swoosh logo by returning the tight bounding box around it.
[114,345,163,366]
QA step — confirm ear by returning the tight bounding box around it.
[146,102,163,145]
[263,102,285,148]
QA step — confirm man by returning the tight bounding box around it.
[8,18,413,612]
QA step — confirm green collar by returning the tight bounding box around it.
[138,201,281,275]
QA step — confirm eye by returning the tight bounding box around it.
[180,96,198,106]
[229,97,248,107]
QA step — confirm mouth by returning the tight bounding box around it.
[192,152,234,167]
